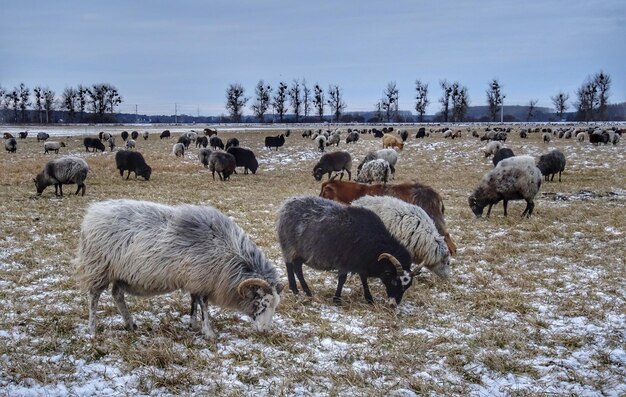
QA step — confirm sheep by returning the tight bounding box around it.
[198,148,213,168]
[115,150,152,181]
[519,131,528,139]
[44,141,65,154]
[452,130,462,139]
[416,127,426,138]
[313,151,352,181]
[185,131,198,142]
[265,134,285,150]
[177,135,191,149]
[142,131,149,140]
[18,131,28,139]
[210,136,225,150]
[443,129,453,139]
[612,134,620,145]
[160,130,171,139]
[227,147,258,174]
[326,133,340,147]
[204,127,218,136]
[357,148,398,175]
[276,196,414,305]
[399,130,409,142]
[125,139,136,150]
[373,129,384,138]
[576,132,585,142]
[480,131,496,141]
[3,132,15,139]
[352,196,450,279]
[33,156,89,196]
[589,131,606,145]
[209,151,236,181]
[172,143,185,157]
[74,199,283,338]
[493,131,507,142]
[5,138,17,153]
[37,132,50,142]
[496,155,536,169]
[195,136,208,148]
[302,130,312,138]
[542,133,551,143]
[346,131,359,144]
[131,131,139,140]
[107,136,116,151]
[382,133,404,150]
[482,141,502,158]
[102,132,112,141]
[468,164,542,218]
[536,149,566,182]
[225,137,240,150]
[83,137,105,152]
[121,131,129,141]
[492,148,515,166]
[315,135,327,152]
[356,159,391,184]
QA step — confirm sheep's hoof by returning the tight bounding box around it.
[332,296,342,304]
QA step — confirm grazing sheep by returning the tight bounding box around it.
[276,196,414,305]
[492,148,515,166]
[327,133,340,147]
[177,135,191,149]
[346,131,360,144]
[125,139,136,150]
[399,130,409,142]
[3,132,15,139]
[482,141,502,158]
[468,164,542,218]
[121,131,129,141]
[315,135,327,152]
[496,155,536,170]
[265,134,285,150]
[131,131,139,140]
[493,131,507,142]
[44,141,65,154]
[352,196,450,279]
[37,132,50,142]
[443,129,453,139]
[5,138,17,153]
[198,148,213,168]
[115,150,152,181]
[542,133,551,143]
[185,131,198,142]
[313,151,352,181]
[102,132,112,141]
[160,130,171,139]
[373,129,384,138]
[382,134,404,150]
[356,159,391,184]
[142,131,149,140]
[227,147,259,174]
[107,136,116,151]
[357,149,398,175]
[612,134,620,145]
[204,128,218,136]
[576,132,585,142]
[210,136,225,150]
[172,143,185,157]
[83,137,106,152]
[480,131,496,141]
[416,127,426,139]
[536,149,566,182]
[18,131,28,139]
[74,199,283,338]
[225,137,240,150]
[34,156,89,196]
[519,131,528,139]
[209,151,236,181]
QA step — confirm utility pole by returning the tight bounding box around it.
[175,103,178,124]
[135,104,138,123]
[501,95,505,123]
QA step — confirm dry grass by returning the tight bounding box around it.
[0,123,625,395]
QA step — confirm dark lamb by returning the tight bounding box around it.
[83,137,106,152]
[159,130,171,139]
[115,150,152,181]
[265,134,285,150]
[536,149,566,182]
[227,147,259,174]
[210,136,225,150]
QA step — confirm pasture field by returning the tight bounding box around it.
[0,124,625,396]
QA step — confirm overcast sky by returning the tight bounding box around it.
[2,0,624,117]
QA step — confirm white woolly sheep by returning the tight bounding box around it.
[315,135,327,152]
[74,199,283,339]
[356,159,391,183]
[107,136,116,151]
[125,139,136,150]
[172,142,185,157]
[576,132,585,142]
[352,195,451,279]
[542,133,551,143]
[482,141,502,158]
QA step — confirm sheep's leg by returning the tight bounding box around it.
[333,273,348,303]
[559,171,562,182]
[126,170,131,180]
[551,174,555,182]
[189,294,199,328]
[88,288,104,334]
[198,297,216,339]
[346,169,351,181]
[486,204,493,217]
[211,170,216,180]
[292,259,312,296]
[358,274,374,304]
[502,200,508,216]
[74,184,83,195]
[111,282,137,331]
[285,262,299,294]
[58,184,64,196]
[522,201,534,217]
[218,172,224,181]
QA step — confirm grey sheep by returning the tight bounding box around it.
[198,148,213,168]
[172,142,185,157]
[536,149,566,182]
[356,159,391,183]
[5,138,17,153]
[44,141,66,154]
[74,199,283,339]
[34,156,89,196]
[482,141,502,158]
[313,151,352,181]
[357,148,398,175]
[125,139,136,150]
[209,151,236,181]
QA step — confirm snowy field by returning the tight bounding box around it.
[0,123,625,396]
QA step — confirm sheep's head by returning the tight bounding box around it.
[468,194,484,217]
[33,173,46,195]
[378,253,413,307]
[138,166,152,181]
[237,278,283,332]
[313,167,324,181]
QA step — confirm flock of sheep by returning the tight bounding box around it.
[3,123,623,339]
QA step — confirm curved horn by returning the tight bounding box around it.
[378,253,403,276]
[237,278,271,297]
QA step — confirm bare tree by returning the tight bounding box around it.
[575,78,598,122]
[225,83,248,122]
[450,82,469,122]
[18,83,30,123]
[7,87,20,122]
[551,91,569,120]
[33,86,44,123]
[0,86,6,122]
[251,80,272,122]
[439,80,453,122]
[327,85,347,122]
[526,99,539,122]
[302,79,311,119]
[288,79,302,122]
[381,81,399,122]
[486,79,504,122]
[414,80,429,122]
[43,88,55,123]
[104,84,122,114]
[313,84,324,121]
[77,84,88,122]
[62,87,78,123]
[594,71,611,120]
[374,101,383,123]
[273,81,288,122]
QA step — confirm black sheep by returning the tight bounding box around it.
[83,137,106,152]
[227,147,258,174]
[264,134,285,150]
[399,130,409,142]
[210,136,225,150]
[177,135,191,149]
[492,148,515,166]
[121,131,129,141]
[225,137,240,150]
[115,150,152,181]
[313,151,352,181]
[415,127,426,139]
[131,131,139,140]
[537,150,566,182]
[160,130,171,139]
[195,136,209,148]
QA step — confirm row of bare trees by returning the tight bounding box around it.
[0,83,123,123]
